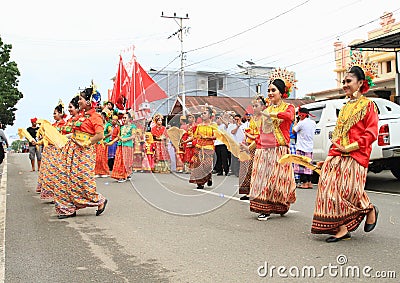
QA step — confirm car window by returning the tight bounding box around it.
[306,106,325,124]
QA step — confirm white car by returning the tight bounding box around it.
[302,98,400,181]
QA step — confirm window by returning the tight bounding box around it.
[256,84,261,94]
[218,77,224,90]
[386,61,392,73]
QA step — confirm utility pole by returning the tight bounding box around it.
[161,12,189,114]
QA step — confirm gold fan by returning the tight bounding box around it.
[278,154,321,175]
[18,128,35,143]
[167,126,186,149]
[213,128,250,161]
[36,119,68,149]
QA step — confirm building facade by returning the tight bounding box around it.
[307,12,399,101]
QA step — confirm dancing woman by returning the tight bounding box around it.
[54,88,108,219]
[238,97,266,200]
[151,114,170,173]
[312,65,379,242]
[37,100,67,200]
[189,106,217,189]
[247,75,296,220]
[111,112,136,182]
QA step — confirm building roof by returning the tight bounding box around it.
[169,96,312,116]
[349,31,400,51]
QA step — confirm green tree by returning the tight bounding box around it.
[11,139,23,152]
[0,36,23,127]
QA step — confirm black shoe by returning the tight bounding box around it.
[216,173,223,176]
[364,205,379,232]
[197,184,204,190]
[96,199,108,216]
[240,195,249,200]
[207,179,212,186]
[325,232,351,243]
[57,212,76,219]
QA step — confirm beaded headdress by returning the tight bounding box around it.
[55,99,67,118]
[268,68,297,99]
[347,50,378,92]
[153,113,163,123]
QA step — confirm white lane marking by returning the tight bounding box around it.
[193,187,299,213]
[0,155,8,282]
[365,190,400,197]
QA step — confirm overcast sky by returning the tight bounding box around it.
[1,0,399,138]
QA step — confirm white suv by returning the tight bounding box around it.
[302,98,400,181]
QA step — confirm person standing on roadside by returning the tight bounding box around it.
[293,107,316,189]
[230,114,246,177]
[0,123,8,165]
[27,117,42,171]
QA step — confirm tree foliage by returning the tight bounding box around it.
[0,36,23,127]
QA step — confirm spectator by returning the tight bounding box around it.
[0,123,8,165]
[289,120,300,183]
[230,114,246,177]
[27,117,42,171]
[213,114,230,176]
[293,107,316,189]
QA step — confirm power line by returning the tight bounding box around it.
[185,0,311,53]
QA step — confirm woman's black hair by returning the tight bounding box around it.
[107,101,114,108]
[348,66,365,81]
[80,87,93,101]
[256,95,267,106]
[70,96,79,109]
[204,106,213,116]
[270,79,286,95]
[54,104,64,115]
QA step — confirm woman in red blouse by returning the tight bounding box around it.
[246,79,296,221]
[54,88,108,219]
[37,100,67,200]
[312,66,379,242]
[151,114,171,173]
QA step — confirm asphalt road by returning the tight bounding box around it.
[2,153,399,282]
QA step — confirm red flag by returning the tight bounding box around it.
[111,55,130,110]
[127,58,167,111]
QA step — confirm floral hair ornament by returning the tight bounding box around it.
[347,50,378,94]
[90,80,102,108]
[269,68,297,99]
[56,99,67,119]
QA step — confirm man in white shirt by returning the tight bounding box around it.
[213,115,230,176]
[293,108,316,189]
[230,114,246,177]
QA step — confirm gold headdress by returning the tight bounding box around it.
[269,68,297,98]
[153,113,163,123]
[55,99,65,114]
[347,50,378,92]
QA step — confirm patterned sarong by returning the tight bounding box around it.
[39,145,60,200]
[36,145,51,193]
[95,143,109,176]
[111,146,134,180]
[153,140,171,173]
[189,148,213,185]
[239,147,256,195]
[311,156,372,235]
[250,146,296,215]
[54,139,106,215]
